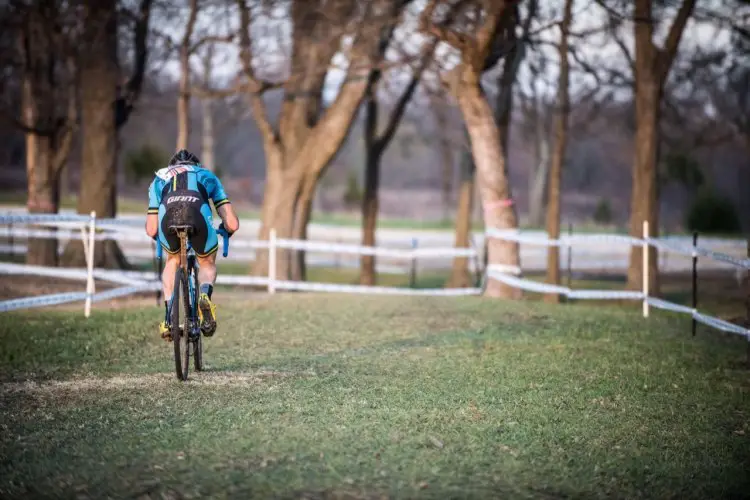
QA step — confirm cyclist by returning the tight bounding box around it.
[145,149,240,340]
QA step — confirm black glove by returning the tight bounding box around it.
[218,222,233,238]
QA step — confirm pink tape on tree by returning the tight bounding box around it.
[483,199,514,212]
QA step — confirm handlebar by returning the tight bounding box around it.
[219,228,230,257]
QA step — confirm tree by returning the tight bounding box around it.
[596,0,696,292]
[177,0,199,151]
[431,91,456,223]
[223,0,413,281]
[3,2,77,267]
[420,0,523,298]
[545,0,574,303]
[61,0,153,269]
[446,134,476,288]
[359,40,434,286]
[176,0,234,154]
[520,58,552,229]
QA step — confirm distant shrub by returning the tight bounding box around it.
[124,144,168,182]
[342,171,362,207]
[659,152,704,192]
[686,189,741,234]
[593,198,613,225]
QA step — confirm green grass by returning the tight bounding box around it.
[1,295,748,499]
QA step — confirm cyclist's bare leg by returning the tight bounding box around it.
[196,252,217,287]
[157,252,180,339]
[162,252,180,300]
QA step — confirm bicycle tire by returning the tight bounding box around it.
[179,266,191,380]
[191,260,203,371]
[171,268,187,380]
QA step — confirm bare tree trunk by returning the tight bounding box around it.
[360,88,382,286]
[201,45,215,171]
[456,73,521,299]
[626,0,696,293]
[202,98,214,171]
[251,153,285,276]
[434,101,454,222]
[528,123,550,227]
[176,78,190,150]
[176,0,198,151]
[447,146,475,288]
[545,0,573,304]
[626,84,661,292]
[291,173,317,282]
[25,132,59,266]
[62,0,127,269]
[21,52,60,267]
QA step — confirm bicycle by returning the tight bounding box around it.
[157,224,230,381]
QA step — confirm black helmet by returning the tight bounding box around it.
[168,149,201,166]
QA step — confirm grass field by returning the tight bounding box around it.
[1,294,749,499]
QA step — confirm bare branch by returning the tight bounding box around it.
[189,33,234,55]
[120,0,153,123]
[657,0,697,83]
[376,41,438,149]
[236,0,277,146]
[418,0,473,51]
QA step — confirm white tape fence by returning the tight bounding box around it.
[0,212,747,345]
[0,213,483,314]
[485,222,750,341]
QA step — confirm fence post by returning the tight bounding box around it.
[746,237,749,367]
[152,240,162,306]
[409,238,418,288]
[84,211,96,318]
[268,228,276,295]
[642,220,649,319]
[566,222,573,289]
[692,231,698,336]
[335,238,341,269]
[8,212,13,257]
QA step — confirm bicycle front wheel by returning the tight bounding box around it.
[171,268,191,381]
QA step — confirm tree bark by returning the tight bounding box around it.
[24,131,59,267]
[291,172,317,282]
[456,73,521,299]
[626,81,661,292]
[446,145,475,288]
[544,0,573,304]
[62,0,127,269]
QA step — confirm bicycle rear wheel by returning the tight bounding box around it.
[171,267,191,381]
